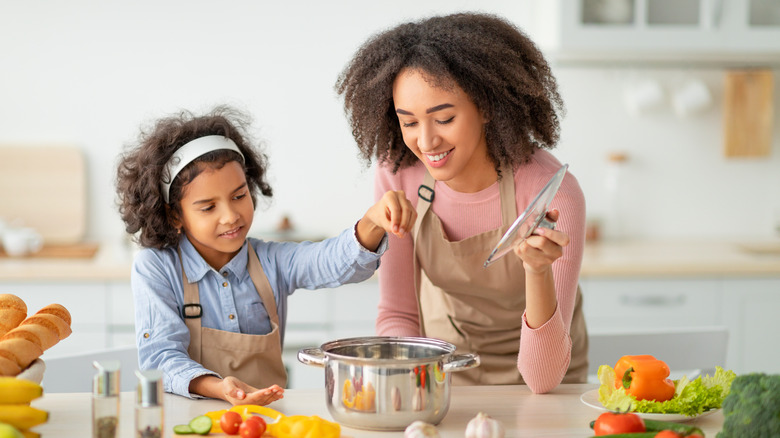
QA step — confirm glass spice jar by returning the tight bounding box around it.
[92,360,120,438]
[135,369,164,438]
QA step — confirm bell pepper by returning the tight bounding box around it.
[613,355,676,402]
[205,404,340,438]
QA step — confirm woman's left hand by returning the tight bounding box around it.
[513,209,570,274]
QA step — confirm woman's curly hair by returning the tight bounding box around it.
[116,105,273,249]
[336,12,564,173]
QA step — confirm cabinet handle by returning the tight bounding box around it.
[620,294,685,307]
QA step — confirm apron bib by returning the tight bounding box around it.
[181,243,288,389]
[412,167,588,385]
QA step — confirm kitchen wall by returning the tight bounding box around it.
[1,0,778,245]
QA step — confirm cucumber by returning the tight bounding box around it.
[173,424,194,434]
[589,433,658,438]
[187,415,213,435]
[643,419,704,436]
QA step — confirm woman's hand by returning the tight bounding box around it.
[513,209,570,274]
[220,376,284,406]
[357,190,417,251]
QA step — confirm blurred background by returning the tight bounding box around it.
[1,0,779,389]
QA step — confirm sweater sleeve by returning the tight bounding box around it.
[517,168,586,393]
[374,165,422,337]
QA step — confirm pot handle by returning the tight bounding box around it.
[442,353,480,373]
[297,347,326,367]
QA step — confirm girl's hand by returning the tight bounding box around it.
[513,209,570,274]
[357,190,417,251]
[221,376,284,406]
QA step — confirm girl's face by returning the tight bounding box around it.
[175,161,254,270]
[392,68,496,193]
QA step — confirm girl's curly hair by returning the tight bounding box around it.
[116,105,273,249]
[336,12,564,173]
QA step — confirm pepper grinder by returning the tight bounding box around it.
[92,360,120,438]
[135,369,164,438]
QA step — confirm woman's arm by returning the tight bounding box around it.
[515,168,586,393]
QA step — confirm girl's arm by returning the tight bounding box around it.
[132,250,222,398]
[356,190,417,251]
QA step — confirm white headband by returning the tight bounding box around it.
[161,135,245,203]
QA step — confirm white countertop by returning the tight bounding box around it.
[2,239,779,282]
[30,384,725,437]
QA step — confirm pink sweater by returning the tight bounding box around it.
[374,150,586,393]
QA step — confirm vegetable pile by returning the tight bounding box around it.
[598,358,736,416]
[173,404,339,438]
[716,372,780,437]
[590,411,705,437]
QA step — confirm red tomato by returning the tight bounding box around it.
[687,435,705,438]
[239,416,267,438]
[220,411,243,435]
[593,412,646,436]
[654,431,682,438]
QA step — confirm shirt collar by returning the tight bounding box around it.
[179,235,250,283]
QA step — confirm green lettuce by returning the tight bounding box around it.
[597,365,737,416]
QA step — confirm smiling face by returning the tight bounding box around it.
[175,160,254,269]
[392,68,496,192]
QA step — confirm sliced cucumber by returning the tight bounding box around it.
[188,415,213,435]
[173,424,194,434]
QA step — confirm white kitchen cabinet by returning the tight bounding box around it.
[283,281,380,389]
[722,278,780,374]
[533,0,780,66]
[581,275,780,375]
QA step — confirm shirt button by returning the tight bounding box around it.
[143,333,150,339]
[222,271,228,277]
[222,282,228,287]
[229,314,235,320]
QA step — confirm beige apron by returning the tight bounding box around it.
[181,244,288,389]
[412,167,588,385]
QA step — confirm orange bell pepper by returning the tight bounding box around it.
[613,355,675,402]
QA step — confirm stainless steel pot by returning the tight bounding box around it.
[297,336,479,431]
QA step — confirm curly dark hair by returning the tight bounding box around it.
[116,105,273,249]
[336,12,564,173]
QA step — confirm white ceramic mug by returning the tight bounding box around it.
[672,79,712,118]
[2,227,44,257]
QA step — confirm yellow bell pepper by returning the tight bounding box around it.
[205,404,340,438]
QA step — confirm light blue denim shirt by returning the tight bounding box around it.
[132,224,387,398]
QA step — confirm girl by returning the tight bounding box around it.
[336,13,588,393]
[115,105,415,405]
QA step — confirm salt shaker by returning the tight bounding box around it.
[92,360,120,438]
[135,369,164,438]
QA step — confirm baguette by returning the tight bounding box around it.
[0,338,43,369]
[0,355,21,377]
[3,324,58,351]
[35,303,71,326]
[20,314,71,341]
[0,294,27,337]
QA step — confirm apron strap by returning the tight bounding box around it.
[498,165,516,228]
[412,171,437,336]
[179,248,203,363]
[246,245,281,327]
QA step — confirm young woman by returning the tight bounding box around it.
[115,105,415,405]
[336,13,588,393]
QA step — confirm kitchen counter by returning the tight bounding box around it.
[30,384,725,437]
[581,239,780,277]
[1,239,779,282]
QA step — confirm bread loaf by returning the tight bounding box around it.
[0,294,27,338]
[0,295,73,376]
[0,338,43,370]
